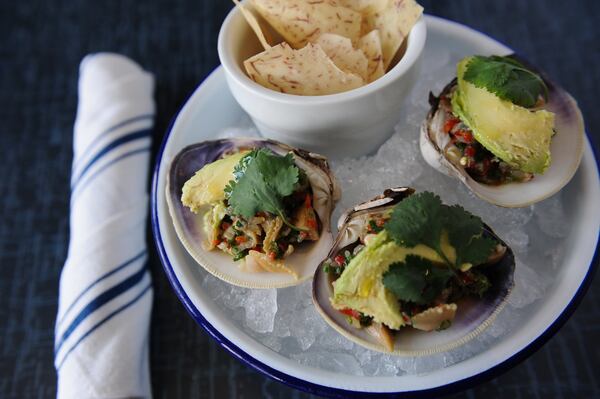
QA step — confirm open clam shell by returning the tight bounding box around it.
[166,138,340,288]
[420,54,585,208]
[312,188,515,356]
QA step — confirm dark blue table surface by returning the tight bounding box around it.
[1,1,599,398]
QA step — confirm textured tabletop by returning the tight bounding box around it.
[1,0,599,398]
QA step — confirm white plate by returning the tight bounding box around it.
[151,15,600,396]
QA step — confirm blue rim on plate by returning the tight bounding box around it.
[151,15,600,398]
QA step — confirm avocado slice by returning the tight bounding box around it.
[181,151,248,213]
[451,57,555,174]
[331,231,446,330]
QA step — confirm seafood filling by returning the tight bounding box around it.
[181,147,321,276]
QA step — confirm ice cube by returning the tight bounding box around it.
[534,194,569,238]
[503,229,530,253]
[243,289,277,334]
[291,352,364,376]
[508,261,549,308]
[290,306,329,351]
[316,329,354,351]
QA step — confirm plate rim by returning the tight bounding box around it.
[150,14,600,398]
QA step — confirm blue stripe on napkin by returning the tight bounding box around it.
[55,260,149,353]
[56,249,147,328]
[71,146,151,200]
[56,282,152,370]
[73,113,154,169]
[71,128,152,189]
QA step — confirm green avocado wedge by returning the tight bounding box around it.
[331,230,448,330]
[451,56,555,174]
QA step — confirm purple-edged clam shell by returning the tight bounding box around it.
[312,188,515,356]
[166,138,340,288]
[420,54,585,208]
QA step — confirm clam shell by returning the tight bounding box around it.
[420,54,585,208]
[312,188,515,356]
[166,138,340,288]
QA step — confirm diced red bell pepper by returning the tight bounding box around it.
[460,272,474,284]
[455,129,474,143]
[340,308,360,319]
[304,193,312,208]
[479,158,491,175]
[334,254,346,266]
[464,145,476,158]
[443,118,460,133]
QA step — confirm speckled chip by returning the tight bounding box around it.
[244,42,365,95]
[250,0,363,49]
[233,0,272,50]
[357,29,385,82]
[314,33,369,81]
[359,0,423,69]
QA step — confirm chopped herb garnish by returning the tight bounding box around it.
[232,248,249,261]
[465,271,491,298]
[323,259,344,277]
[437,319,452,331]
[358,313,373,327]
[343,250,353,263]
[368,220,383,233]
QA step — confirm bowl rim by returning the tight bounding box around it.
[217,2,427,105]
[153,14,600,398]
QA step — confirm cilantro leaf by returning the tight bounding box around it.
[459,235,497,267]
[384,192,496,270]
[463,55,548,108]
[422,265,454,303]
[254,151,299,197]
[442,204,497,267]
[386,192,444,249]
[382,255,453,305]
[224,150,258,198]
[224,148,300,227]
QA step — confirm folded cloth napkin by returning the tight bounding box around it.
[54,53,155,399]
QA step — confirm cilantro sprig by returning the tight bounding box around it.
[224,148,303,230]
[382,192,496,305]
[462,55,548,108]
[384,192,496,270]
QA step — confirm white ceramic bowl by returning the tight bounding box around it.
[217,4,427,159]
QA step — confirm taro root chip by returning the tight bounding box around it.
[244,42,364,95]
[357,29,385,82]
[232,0,272,50]
[250,0,362,49]
[338,0,372,12]
[315,33,369,81]
[360,0,423,70]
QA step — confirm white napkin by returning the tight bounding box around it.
[54,53,155,399]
